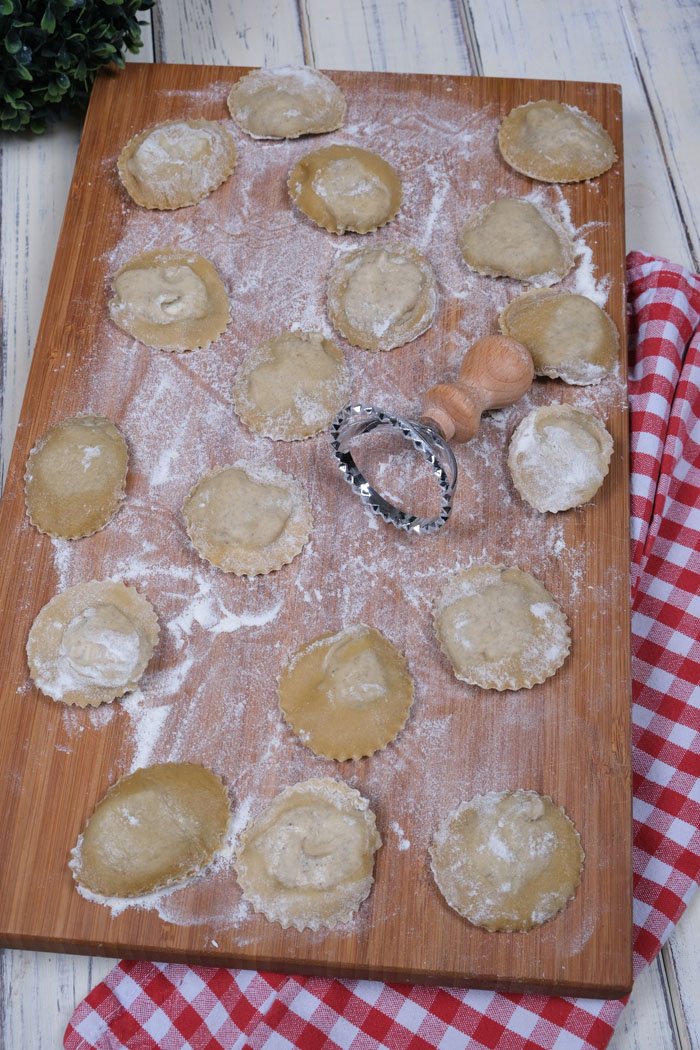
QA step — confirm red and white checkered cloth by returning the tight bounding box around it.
[64,252,700,1050]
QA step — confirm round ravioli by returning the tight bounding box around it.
[24,415,128,539]
[430,789,584,931]
[435,564,570,691]
[459,198,574,285]
[109,249,230,351]
[499,289,619,385]
[499,100,617,183]
[327,243,437,351]
[227,65,346,139]
[235,777,381,930]
[183,461,312,576]
[72,763,230,898]
[279,624,414,760]
[508,404,614,512]
[117,118,237,210]
[233,330,351,440]
[27,580,159,707]
[288,144,402,235]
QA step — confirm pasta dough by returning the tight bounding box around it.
[27,580,159,707]
[288,145,402,234]
[227,65,346,139]
[327,243,437,351]
[71,763,230,897]
[109,249,230,351]
[24,415,128,539]
[278,624,414,760]
[117,119,237,210]
[430,789,584,931]
[232,330,350,440]
[183,461,312,576]
[499,100,617,183]
[459,198,574,285]
[235,778,381,930]
[508,404,614,512]
[499,289,619,385]
[435,565,570,691]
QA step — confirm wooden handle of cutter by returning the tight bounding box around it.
[421,335,534,443]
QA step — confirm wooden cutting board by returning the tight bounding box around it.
[0,63,632,996]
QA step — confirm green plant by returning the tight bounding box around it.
[1,0,154,134]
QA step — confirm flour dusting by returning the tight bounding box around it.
[40,75,626,961]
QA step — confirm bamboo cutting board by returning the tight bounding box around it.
[0,64,632,996]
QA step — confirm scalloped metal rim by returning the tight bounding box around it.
[329,404,458,535]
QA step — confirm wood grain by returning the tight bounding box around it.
[0,62,631,996]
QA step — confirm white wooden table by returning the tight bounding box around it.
[1,2,698,1046]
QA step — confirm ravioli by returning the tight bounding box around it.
[499,100,616,183]
[109,249,230,351]
[459,198,575,285]
[430,789,584,931]
[235,778,381,930]
[288,145,402,234]
[117,119,237,210]
[25,415,128,539]
[72,763,230,897]
[228,65,346,139]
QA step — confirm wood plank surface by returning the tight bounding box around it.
[0,61,631,996]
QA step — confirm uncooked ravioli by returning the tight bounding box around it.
[232,330,350,440]
[235,778,381,930]
[327,243,437,351]
[499,100,617,183]
[435,564,570,691]
[288,144,402,234]
[430,789,584,931]
[227,65,346,139]
[27,580,159,707]
[459,198,574,285]
[24,415,128,539]
[109,249,230,351]
[117,118,237,210]
[72,763,230,897]
[499,289,619,385]
[279,624,414,760]
[508,404,613,512]
[182,461,312,576]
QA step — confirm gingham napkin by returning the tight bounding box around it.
[64,251,700,1050]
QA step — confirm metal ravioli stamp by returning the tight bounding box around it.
[330,335,535,535]
[330,404,458,535]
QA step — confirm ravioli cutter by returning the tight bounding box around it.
[330,335,534,534]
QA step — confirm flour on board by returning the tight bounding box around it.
[48,79,625,938]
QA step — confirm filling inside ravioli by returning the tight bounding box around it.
[256,803,368,889]
[195,470,292,548]
[323,638,388,705]
[312,158,391,228]
[342,251,424,337]
[114,265,209,325]
[60,605,143,687]
[131,122,218,176]
[247,338,340,414]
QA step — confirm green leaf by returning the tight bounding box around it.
[41,7,56,33]
[16,62,33,81]
[0,0,15,15]
[4,29,21,53]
